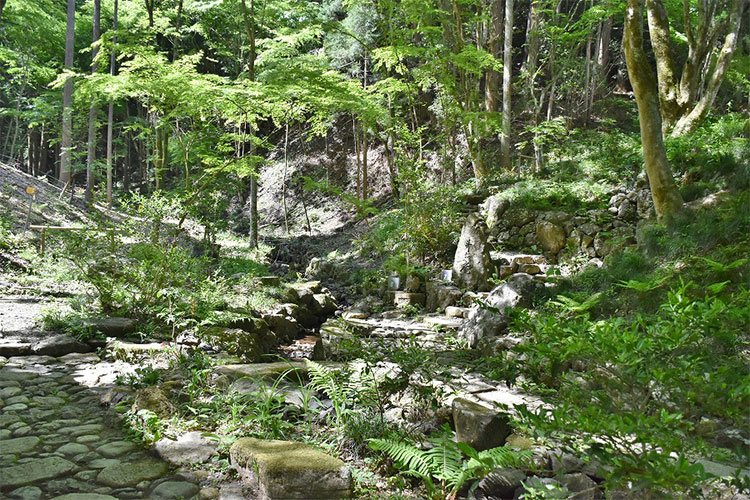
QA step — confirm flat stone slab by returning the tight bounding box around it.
[96,459,169,487]
[0,366,38,381]
[0,456,77,489]
[84,317,136,337]
[154,431,219,466]
[51,495,119,500]
[2,435,41,454]
[0,341,32,357]
[95,440,137,458]
[150,480,200,499]
[422,315,463,330]
[214,362,306,382]
[230,438,351,499]
[32,334,90,357]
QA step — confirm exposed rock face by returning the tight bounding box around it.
[452,214,493,292]
[230,438,351,499]
[458,283,523,348]
[536,221,566,254]
[452,398,512,451]
[154,431,219,466]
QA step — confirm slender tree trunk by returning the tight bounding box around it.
[500,0,513,170]
[361,57,369,200]
[85,0,101,203]
[172,0,183,61]
[485,0,502,112]
[40,124,47,176]
[60,0,75,186]
[154,120,168,190]
[623,0,683,219]
[106,0,118,207]
[522,0,541,75]
[671,0,743,135]
[241,0,259,247]
[583,21,593,123]
[353,113,361,199]
[596,16,613,83]
[282,121,290,234]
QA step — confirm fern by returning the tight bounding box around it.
[699,257,748,272]
[617,277,670,293]
[369,428,532,500]
[552,292,602,317]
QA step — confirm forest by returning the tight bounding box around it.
[0,0,748,498]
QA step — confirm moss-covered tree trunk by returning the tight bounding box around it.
[645,0,743,136]
[623,0,683,220]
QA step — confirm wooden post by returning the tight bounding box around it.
[40,228,46,256]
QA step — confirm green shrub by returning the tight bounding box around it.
[505,282,750,495]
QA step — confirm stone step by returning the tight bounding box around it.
[230,438,351,499]
[422,315,463,330]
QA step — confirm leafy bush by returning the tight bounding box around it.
[504,282,750,495]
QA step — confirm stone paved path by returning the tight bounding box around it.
[0,296,201,499]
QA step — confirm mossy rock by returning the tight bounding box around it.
[230,438,351,500]
[203,327,274,362]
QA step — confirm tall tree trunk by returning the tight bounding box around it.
[85,0,101,203]
[596,16,613,82]
[172,0,183,61]
[106,0,118,207]
[154,121,168,190]
[671,0,743,135]
[60,0,75,186]
[485,0,502,112]
[282,121,290,234]
[583,18,593,123]
[361,57,369,200]
[40,125,48,176]
[623,0,683,220]
[645,0,743,134]
[522,0,541,76]
[500,0,513,170]
[353,113,361,199]
[241,0,259,247]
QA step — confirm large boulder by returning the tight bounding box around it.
[262,314,303,343]
[204,327,264,362]
[133,386,177,419]
[425,281,463,312]
[32,335,90,357]
[458,282,524,348]
[452,214,493,292]
[230,438,351,499]
[536,221,566,255]
[483,195,511,231]
[452,398,512,451]
[478,467,527,498]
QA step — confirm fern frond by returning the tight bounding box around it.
[369,438,434,478]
